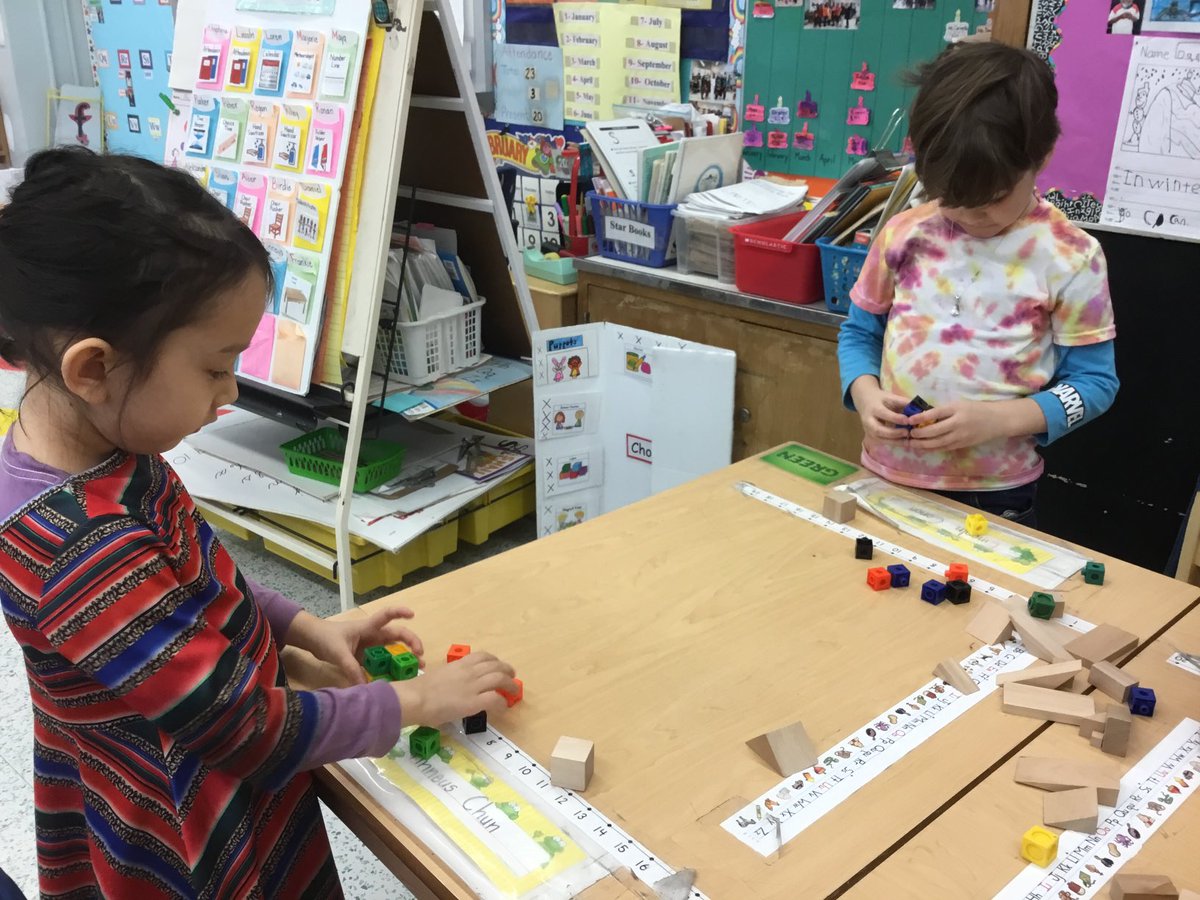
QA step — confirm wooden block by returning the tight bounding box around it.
[1101,703,1133,758]
[1088,660,1139,703]
[1177,890,1199,900]
[1078,711,1107,739]
[996,659,1082,690]
[1050,597,1066,618]
[1090,732,1104,748]
[1001,682,1096,726]
[551,736,595,792]
[746,720,818,777]
[1013,756,1121,805]
[1110,873,1179,900]
[966,600,1014,645]
[822,491,857,523]
[1042,785,1099,832]
[933,658,979,695]
[1063,623,1139,668]
[999,597,1074,663]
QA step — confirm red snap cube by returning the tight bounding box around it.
[497,677,523,708]
[447,643,471,663]
[867,567,891,591]
[946,563,969,582]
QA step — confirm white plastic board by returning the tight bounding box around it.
[532,323,735,538]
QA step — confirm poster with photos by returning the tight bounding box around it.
[804,0,861,29]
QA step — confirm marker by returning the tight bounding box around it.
[159,92,180,116]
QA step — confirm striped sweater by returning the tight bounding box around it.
[0,452,342,898]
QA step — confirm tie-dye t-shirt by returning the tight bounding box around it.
[849,198,1116,491]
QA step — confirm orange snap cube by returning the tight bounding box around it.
[447,643,471,663]
[867,567,891,591]
[385,642,410,656]
[498,677,523,707]
[946,563,969,582]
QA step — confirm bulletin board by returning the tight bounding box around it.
[81,0,178,159]
[741,2,993,180]
[1031,0,1200,240]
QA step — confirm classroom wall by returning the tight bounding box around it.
[1038,230,1199,574]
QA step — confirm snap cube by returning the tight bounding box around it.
[447,643,471,663]
[1083,561,1106,585]
[1020,826,1059,867]
[1027,592,1056,620]
[410,726,441,760]
[886,564,911,588]
[946,563,969,582]
[867,567,892,591]
[921,579,947,605]
[362,645,392,677]
[945,579,972,605]
[1128,686,1156,717]
[388,651,420,681]
[855,536,874,560]
[964,513,988,536]
[463,711,487,735]
[498,677,524,708]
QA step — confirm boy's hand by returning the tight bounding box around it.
[290,607,425,686]
[849,376,912,441]
[908,397,1046,451]
[395,652,516,726]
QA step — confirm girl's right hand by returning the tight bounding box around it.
[849,376,911,441]
[394,652,517,726]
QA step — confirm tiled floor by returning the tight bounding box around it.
[0,516,535,898]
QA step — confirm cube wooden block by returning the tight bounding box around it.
[996,659,1082,690]
[1101,703,1133,757]
[1089,660,1139,703]
[1064,623,1138,668]
[1013,756,1120,805]
[1090,732,1104,748]
[966,600,1014,645]
[551,736,595,792]
[1110,873,1179,900]
[746,720,818,777]
[1042,785,1099,832]
[1001,682,1096,726]
[1078,711,1107,739]
[823,491,857,523]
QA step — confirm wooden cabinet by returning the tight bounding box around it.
[577,268,864,461]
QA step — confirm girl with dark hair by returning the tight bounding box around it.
[0,148,515,898]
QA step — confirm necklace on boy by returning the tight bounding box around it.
[951,269,981,317]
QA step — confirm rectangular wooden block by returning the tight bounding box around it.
[1013,756,1121,805]
[996,659,1082,690]
[551,736,595,792]
[1101,703,1133,758]
[1001,682,1096,726]
[933,658,979,695]
[1042,785,1099,832]
[1000,597,1074,663]
[822,491,857,523]
[1064,623,1139,668]
[1078,711,1107,739]
[1050,597,1066,618]
[966,601,1014,645]
[747,720,818,777]
[1111,873,1179,899]
[1088,660,1139,703]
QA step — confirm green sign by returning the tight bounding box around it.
[761,444,857,486]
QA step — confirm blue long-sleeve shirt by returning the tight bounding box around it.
[837,301,1119,445]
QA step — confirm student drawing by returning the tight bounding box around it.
[551,356,566,382]
[1121,67,1200,157]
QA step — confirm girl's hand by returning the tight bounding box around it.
[907,401,1002,451]
[849,376,912,441]
[395,652,516,726]
[293,607,425,686]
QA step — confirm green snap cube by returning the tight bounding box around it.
[410,726,441,760]
[362,645,392,677]
[389,651,420,681]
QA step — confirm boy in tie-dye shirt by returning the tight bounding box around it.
[838,44,1118,525]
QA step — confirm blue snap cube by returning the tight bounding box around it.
[921,579,947,605]
[887,564,911,588]
[1128,686,1156,717]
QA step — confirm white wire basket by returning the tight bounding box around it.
[373,298,485,386]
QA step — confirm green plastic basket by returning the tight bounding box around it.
[280,427,406,493]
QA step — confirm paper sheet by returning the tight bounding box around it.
[842,477,1087,589]
[1100,36,1200,241]
[493,44,564,131]
[555,3,681,122]
[995,717,1200,900]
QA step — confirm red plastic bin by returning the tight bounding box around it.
[731,212,823,305]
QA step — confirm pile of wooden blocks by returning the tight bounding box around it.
[963,596,1142,757]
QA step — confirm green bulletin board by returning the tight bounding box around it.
[742,3,992,179]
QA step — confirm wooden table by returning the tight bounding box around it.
[845,606,1200,899]
[284,447,1199,899]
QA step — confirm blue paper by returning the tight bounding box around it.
[86,1,176,160]
[493,43,565,132]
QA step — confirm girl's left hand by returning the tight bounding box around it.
[301,607,426,686]
[906,401,1002,451]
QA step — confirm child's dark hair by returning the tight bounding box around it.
[0,147,270,380]
[907,43,1060,209]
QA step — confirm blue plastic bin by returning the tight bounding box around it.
[816,236,869,314]
[587,192,677,267]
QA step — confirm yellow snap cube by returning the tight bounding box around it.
[385,642,410,657]
[1020,826,1058,866]
[965,513,988,536]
